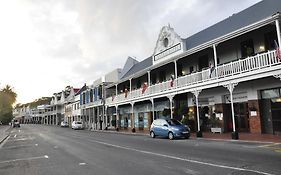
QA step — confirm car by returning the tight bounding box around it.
[71,121,83,130]
[150,118,190,140]
[12,120,20,128]
[60,121,69,127]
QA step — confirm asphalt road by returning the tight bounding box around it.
[0,125,280,175]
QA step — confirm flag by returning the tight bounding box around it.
[274,40,281,60]
[170,75,174,87]
[209,62,215,78]
[112,95,115,101]
[141,82,148,94]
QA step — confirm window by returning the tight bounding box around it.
[241,39,254,57]
[264,31,277,51]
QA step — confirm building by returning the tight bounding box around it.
[100,0,281,138]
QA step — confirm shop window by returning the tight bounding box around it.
[261,88,280,99]
[241,39,254,57]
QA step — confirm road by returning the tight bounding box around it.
[0,125,280,175]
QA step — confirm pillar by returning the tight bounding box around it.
[276,19,281,48]
[223,82,239,139]
[191,89,202,137]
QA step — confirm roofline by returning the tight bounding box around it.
[111,13,280,86]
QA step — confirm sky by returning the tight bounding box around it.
[0,0,261,104]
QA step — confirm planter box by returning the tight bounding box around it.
[211,127,223,133]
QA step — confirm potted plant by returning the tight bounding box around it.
[209,113,223,133]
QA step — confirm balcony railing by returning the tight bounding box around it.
[106,50,280,105]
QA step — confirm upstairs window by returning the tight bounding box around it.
[241,39,254,57]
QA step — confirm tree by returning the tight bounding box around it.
[0,85,17,124]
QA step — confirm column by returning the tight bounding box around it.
[191,89,203,137]
[116,105,119,130]
[97,106,100,130]
[147,71,151,86]
[276,19,281,48]
[131,102,135,132]
[168,95,174,119]
[223,82,239,140]
[150,98,155,120]
[174,60,178,79]
[93,107,96,130]
[105,106,108,129]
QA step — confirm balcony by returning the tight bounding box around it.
[106,50,281,105]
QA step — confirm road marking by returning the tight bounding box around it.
[54,146,58,149]
[0,155,49,164]
[2,144,38,149]
[258,143,280,148]
[14,134,17,138]
[0,135,10,148]
[274,148,281,153]
[8,138,33,142]
[79,163,86,165]
[35,144,38,146]
[89,139,274,175]
[18,130,21,133]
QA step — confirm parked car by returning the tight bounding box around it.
[12,119,20,128]
[71,121,83,130]
[150,118,190,140]
[60,121,69,127]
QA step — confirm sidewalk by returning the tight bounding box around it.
[92,129,281,143]
[0,125,11,145]
[192,132,281,143]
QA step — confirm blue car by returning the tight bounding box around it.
[150,119,190,140]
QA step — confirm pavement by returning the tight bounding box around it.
[93,128,281,144]
[0,124,280,175]
[0,125,11,145]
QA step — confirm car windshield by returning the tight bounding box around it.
[166,119,181,126]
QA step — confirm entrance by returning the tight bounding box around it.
[234,103,249,132]
[261,88,281,134]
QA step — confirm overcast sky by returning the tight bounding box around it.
[0,0,261,104]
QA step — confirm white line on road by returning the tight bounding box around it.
[89,139,274,175]
[79,163,86,165]
[2,144,38,150]
[8,137,34,142]
[0,155,49,164]
[14,134,17,138]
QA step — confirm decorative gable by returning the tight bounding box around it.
[153,25,185,65]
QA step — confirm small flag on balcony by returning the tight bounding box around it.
[142,82,148,94]
[274,40,281,60]
[112,95,115,101]
[170,75,174,87]
[209,62,215,78]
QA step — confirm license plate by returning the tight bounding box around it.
[182,132,189,134]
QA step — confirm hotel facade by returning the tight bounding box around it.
[14,0,281,138]
[82,0,281,138]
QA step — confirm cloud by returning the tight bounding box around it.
[0,0,261,103]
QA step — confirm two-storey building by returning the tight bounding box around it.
[103,0,281,138]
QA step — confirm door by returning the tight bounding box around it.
[234,103,249,132]
[199,54,209,70]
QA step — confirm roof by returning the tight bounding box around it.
[119,0,281,82]
[75,84,87,95]
[73,88,80,94]
[121,56,153,79]
[185,0,281,50]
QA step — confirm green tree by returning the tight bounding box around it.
[0,85,17,124]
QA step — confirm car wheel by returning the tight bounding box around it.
[150,131,155,138]
[168,132,174,140]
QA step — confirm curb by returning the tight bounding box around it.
[90,129,281,144]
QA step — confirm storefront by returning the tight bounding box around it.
[261,88,281,134]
